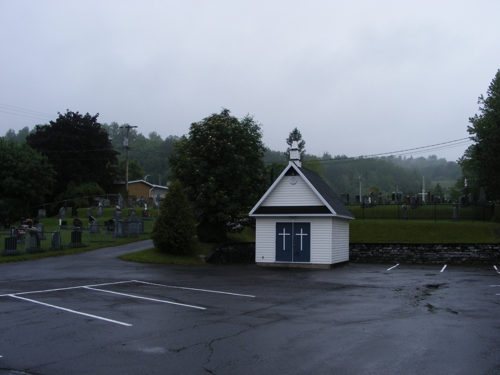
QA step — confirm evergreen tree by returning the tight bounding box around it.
[151,180,195,255]
[285,127,306,157]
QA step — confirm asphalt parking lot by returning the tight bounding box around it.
[1,240,499,375]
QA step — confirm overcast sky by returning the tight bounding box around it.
[1,0,499,162]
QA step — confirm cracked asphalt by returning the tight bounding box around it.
[1,240,500,375]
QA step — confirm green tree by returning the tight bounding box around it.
[169,109,267,242]
[460,69,500,201]
[151,180,195,255]
[26,111,119,199]
[55,182,106,208]
[285,127,306,157]
[115,159,145,181]
[0,139,56,216]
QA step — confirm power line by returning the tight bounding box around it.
[0,103,53,117]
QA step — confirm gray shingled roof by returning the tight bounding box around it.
[298,165,355,219]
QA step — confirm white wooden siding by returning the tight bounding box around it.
[255,218,276,263]
[261,176,323,207]
[310,218,332,264]
[331,218,349,263]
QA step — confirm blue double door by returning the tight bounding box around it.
[275,222,311,262]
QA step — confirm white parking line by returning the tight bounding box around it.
[0,280,135,298]
[387,264,399,271]
[133,280,256,298]
[84,287,206,310]
[9,294,132,327]
[440,265,447,272]
[494,266,500,274]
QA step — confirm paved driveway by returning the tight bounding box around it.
[1,241,499,375]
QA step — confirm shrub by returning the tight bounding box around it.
[151,180,195,255]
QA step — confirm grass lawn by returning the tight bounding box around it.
[0,206,158,263]
[3,207,499,265]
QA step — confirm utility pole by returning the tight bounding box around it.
[120,125,138,201]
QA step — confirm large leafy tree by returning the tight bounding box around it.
[26,111,119,199]
[0,139,55,217]
[169,109,267,242]
[459,70,500,201]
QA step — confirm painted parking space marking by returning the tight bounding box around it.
[0,280,135,297]
[387,264,399,271]
[440,265,447,272]
[133,280,256,298]
[494,266,500,274]
[9,294,132,327]
[0,280,253,327]
[84,286,206,310]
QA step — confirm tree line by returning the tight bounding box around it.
[1,69,499,230]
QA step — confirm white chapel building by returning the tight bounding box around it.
[249,142,354,268]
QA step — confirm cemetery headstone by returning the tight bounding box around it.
[36,223,45,240]
[452,205,459,222]
[37,209,47,218]
[97,204,103,218]
[90,220,100,234]
[478,188,487,205]
[58,207,66,219]
[73,218,83,228]
[27,231,41,252]
[115,220,126,238]
[70,229,83,247]
[401,204,408,220]
[3,236,19,255]
[71,206,78,217]
[51,231,61,250]
[60,220,68,229]
[128,221,140,237]
[468,193,474,204]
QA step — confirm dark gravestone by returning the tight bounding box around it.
[105,220,115,233]
[60,220,68,229]
[51,231,61,250]
[128,222,140,237]
[355,195,360,203]
[3,236,19,255]
[37,209,47,218]
[70,230,83,247]
[115,220,126,237]
[468,193,474,204]
[71,207,78,218]
[346,194,349,203]
[114,210,122,219]
[410,196,416,209]
[73,218,83,228]
[90,220,100,234]
[452,205,459,222]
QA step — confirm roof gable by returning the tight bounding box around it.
[249,163,354,219]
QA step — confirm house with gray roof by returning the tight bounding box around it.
[249,142,354,268]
